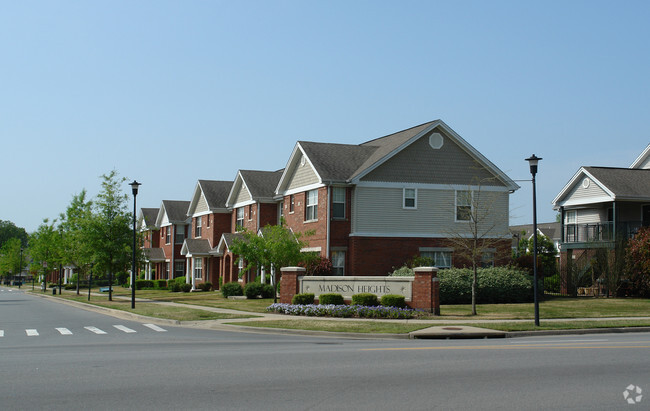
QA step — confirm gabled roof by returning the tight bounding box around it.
[138,207,159,230]
[181,238,213,256]
[143,248,166,262]
[188,180,233,216]
[275,120,519,194]
[553,166,650,208]
[155,200,191,227]
[630,143,650,169]
[226,169,284,207]
[214,232,245,256]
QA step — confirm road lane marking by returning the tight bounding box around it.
[84,326,107,335]
[0,330,4,337]
[113,325,136,333]
[509,339,610,344]
[143,324,167,332]
[26,329,39,336]
[56,328,73,335]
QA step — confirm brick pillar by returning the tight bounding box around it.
[412,267,440,315]
[280,267,305,304]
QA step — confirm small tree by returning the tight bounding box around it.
[28,219,62,289]
[626,226,650,297]
[59,190,93,294]
[0,238,23,284]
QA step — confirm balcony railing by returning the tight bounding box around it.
[562,221,643,244]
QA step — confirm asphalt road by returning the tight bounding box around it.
[1,287,648,410]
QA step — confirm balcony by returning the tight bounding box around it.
[562,221,643,245]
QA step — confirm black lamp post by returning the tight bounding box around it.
[129,180,141,309]
[88,263,93,301]
[19,247,23,289]
[526,154,542,326]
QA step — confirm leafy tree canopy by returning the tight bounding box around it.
[0,220,28,249]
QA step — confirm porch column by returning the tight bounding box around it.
[185,256,191,285]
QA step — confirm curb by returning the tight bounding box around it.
[506,326,650,338]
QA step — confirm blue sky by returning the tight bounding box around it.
[2,1,649,233]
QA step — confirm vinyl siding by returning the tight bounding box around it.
[577,208,603,224]
[234,185,252,204]
[194,193,209,214]
[287,155,320,190]
[361,129,504,186]
[564,177,609,202]
[352,186,509,237]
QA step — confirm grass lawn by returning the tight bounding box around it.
[227,319,429,334]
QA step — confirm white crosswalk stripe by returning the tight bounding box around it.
[113,325,136,333]
[56,328,73,335]
[0,330,4,337]
[143,323,167,332]
[84,326,107,335]
[26,329,39,336]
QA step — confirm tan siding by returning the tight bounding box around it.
[195,194,209,214]
[234,185,252,204]
[638,157,650,169]
[288,155,320,190]
[352,187,509,237]
[577,208,605,224]
[361,128,504,186]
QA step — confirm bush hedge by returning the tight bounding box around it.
[180,283,192,293]
[154,280,167,289]
[244,282,263,299]
[135,280,154,290]
[319,293,344,305]
[439,267,535,304]
[380,294,406,308]
[221,282,243,297]
[351,293,379,306]
[261,284,275,299]
[291,293,315,305]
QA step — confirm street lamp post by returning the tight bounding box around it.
[526,154,542,327]
[129,180,141,309]
[19,247,23,289]
[88,263,93,301]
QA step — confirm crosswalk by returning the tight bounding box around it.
[1,323,167,338]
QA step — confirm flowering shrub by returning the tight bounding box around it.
[266,303,418,319]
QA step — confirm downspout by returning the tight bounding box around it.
[171,225,175,281]
[326,186,331,259]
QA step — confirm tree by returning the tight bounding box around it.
[514,232,558,277]
[85,171,133,300]
[229,223,314,301]
[0,220,28,249]
[59,190,93,294]
[0,238,23,284]
[28,219,62,289]
[625,226,650,297]
[445,177,511,315]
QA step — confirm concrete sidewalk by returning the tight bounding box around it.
[30,288,650,340]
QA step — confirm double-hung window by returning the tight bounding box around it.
[306,190,318,221]
[332,187,345,219]
[175,225,185,244]
[420,249,453,269]
[194,258,202,280]
[403,188,417,209]
[165,227,171,244]
[174,262,184,278]
[289,195,295,213]
[456,190,473,221]
[331,251,345,275]
[195,217,202,238]
[236,208,244,230]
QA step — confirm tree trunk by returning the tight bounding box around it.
[472,263,477,315]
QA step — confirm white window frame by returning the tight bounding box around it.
[331,250,345,276]
[165,227,171,244]
[195,217,202,238]
[332,187,345,219]
[455,190,473,221]
[194,257,203,280]
[565,210,577,224]
[403,188,417,209]
[289,195,295,213]
[165,262,170,279]
[420,248,453,269]
[305,190,318,221]
[175,225,184,244]
[236,207,244,230]
[174,261,184,278]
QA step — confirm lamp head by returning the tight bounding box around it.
[525,154,542,176]
[129,180,141,195]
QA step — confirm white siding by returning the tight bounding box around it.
[564,177,608,202]
[234,185,252,204]
[577,209,603,224]
[195,193,209,214]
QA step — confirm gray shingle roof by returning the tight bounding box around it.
[183,238,213,255]
[585,167,650,200]
[143,248,166,262]
[162,200,191,222]
[141,208,159,227]
[198,180,233,209]
[239,170,284,200]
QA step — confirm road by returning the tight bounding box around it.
[1,287,648,410]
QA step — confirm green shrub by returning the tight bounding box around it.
[292,293,315,305]
[319,293,344,305]
[169,282,181,292]
[180,283,192,292]
[64,284,77,290]
[439,267,535,304]
[201,282,212,292]
[135,280,154,290]
[351,293,379,306]
[390,265,414,276]
[380,294,406,308]
[544,273,560,294]
[244,282,263,299]
[154,280,167,289]
[221,282,243,297]
[261,284,275,299]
